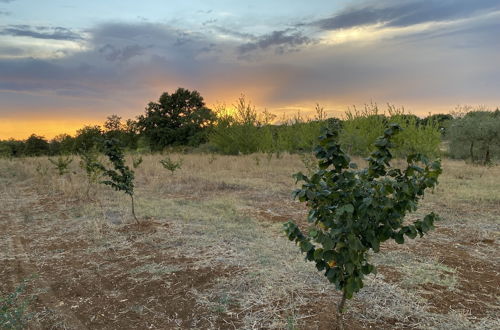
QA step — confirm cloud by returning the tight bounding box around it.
[98,44,148,62]
[0,10,10,16]
[315,0,500,30]
[0,13,498,123]
[0,0,16,3]
[238,29,314,55]
[0,25,83,41]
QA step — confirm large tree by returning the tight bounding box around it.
[136,88,216,151]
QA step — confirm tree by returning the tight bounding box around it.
[136,88,216,151]
[95,138,139,224]
[49,134,75,155]
[285,124,442,324]
[74,125,103,153]
[448,110,500,164]
[24,134,49,156]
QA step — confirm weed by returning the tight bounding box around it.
[0,278,35,329]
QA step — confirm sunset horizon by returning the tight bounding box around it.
[1,0,499,140]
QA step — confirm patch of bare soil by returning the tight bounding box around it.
[410,241,499,318]
[1,193,242,329]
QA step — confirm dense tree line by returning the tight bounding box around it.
[1,87,497,163]
[0,88,214,157]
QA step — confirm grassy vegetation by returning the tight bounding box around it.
[0,152,498,329]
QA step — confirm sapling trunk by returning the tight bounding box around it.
[336,290,347,330]
[338,290,347,314]
[130,194,139,225]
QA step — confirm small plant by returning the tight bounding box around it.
[0,278,34,329]
[132,155,143,169]
[79,147,103,197]
[284,124,442,323]
[35,162,48,177]
[48,155,73,175]
[95,139,139,224]
[160,156,182,175]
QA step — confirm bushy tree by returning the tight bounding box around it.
[448,109,500,164]
[49,134,75,155]
[285,124,442,318]
[74,125,103,153]
[24,134,49,157]
[137,88,216,151]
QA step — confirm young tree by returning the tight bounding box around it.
[95,139,139,224]
[284,124,442,323]
[136,88,216,151]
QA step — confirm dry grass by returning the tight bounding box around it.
[0,154,499,329]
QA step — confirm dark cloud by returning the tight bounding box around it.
[315,0,500,30]
[0,10,10,16]
[0,25,82,41]
[238,29,313,55]
[98,44,148,62]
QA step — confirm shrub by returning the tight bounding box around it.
[284,124,442,317]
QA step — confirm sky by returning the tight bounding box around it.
[1,0,499,139]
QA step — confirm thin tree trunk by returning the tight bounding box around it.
[484,145,490,165]
[336,290,347,330]
[130,194,139,224]
[469,141,474,163]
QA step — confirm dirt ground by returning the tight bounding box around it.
[0,154,499,329]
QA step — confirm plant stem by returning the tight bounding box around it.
[336,290,347,330]
[338,290,347,314]
[130,194,139,224]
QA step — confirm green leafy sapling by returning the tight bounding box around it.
[48,155,73,175]
[95,139,139,224]
[160,156,182,175]
[284,124,442,316]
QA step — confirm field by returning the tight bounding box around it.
[1,154,499,329]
